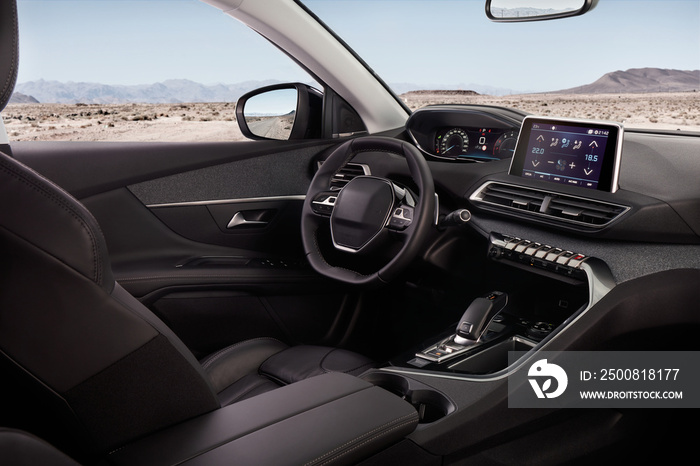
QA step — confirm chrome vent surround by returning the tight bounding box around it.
[470,181,630,228]
[329,163,371,190]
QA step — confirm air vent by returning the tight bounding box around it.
[329,163,371,190]
[470,181,629,228]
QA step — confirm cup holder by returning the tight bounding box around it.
[362,372,455,424]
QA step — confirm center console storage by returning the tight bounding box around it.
[107,372,419,466]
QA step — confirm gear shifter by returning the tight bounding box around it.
[416,291,509,363]
[454,291,508,344]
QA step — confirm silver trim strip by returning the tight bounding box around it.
[381,259,616,382]
[312,195,337,207]
[227,211,268,229]
[146,195,306,209]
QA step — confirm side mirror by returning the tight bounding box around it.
[485,0,597,22]
[236,83,322,140]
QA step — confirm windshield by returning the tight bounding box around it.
[305,0,700,131]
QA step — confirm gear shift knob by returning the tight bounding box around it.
[454,291,508,344]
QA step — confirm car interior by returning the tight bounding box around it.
[1,0,699,464]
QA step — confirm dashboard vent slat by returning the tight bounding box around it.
[329,163,371,190]
[470,181,629,229]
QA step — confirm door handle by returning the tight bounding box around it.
[227,211,269,229]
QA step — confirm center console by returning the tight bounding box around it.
[358,228,615,429]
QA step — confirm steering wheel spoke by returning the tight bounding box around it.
[387,204,414,231]
[310,191,338,216]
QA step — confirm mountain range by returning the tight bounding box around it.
[8,92,39,104]
[12,79,281,105]
[8,69,699,104]
[554,68,699,94]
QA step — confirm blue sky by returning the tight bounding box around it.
[16,0,700,93]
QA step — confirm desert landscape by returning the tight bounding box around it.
[3,91,699,142]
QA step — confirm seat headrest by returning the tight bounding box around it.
[0,0,19,112]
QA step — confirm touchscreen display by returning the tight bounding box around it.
[509,117,623,192]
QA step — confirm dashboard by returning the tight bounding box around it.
[400,104,700,245]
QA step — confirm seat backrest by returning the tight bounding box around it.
[0,2,219,459]
[0,151,221,458]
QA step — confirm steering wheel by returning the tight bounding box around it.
[301,136,435,286]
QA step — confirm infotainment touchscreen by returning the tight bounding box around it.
[508,116,623,192]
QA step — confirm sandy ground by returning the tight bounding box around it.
[4,92,699,142]
[3,102,241,142]
[400,91,700,132]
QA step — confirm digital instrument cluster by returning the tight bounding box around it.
[434,127,518,161]
[404,106,523,163]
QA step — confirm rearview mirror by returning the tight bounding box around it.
[486,0,597,22]
[236,83,322,140]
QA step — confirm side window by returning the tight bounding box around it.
[5,0,316,142]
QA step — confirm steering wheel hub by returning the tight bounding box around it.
[330,176,395,253]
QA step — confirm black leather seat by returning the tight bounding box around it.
[0,428,81,466]
[201,338,374,406]
[0,0,372,459]
[0,103,374,461]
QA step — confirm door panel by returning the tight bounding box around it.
[11,139,358,351]
[12,140,327,199]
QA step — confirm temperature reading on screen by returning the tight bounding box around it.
[510,117,623,192]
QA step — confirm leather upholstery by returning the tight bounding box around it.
[201,339,375,405]
[0,145,376,457]
[261,345,376,384]
[0,149,220,455]
[200,337,289,394]
[107,373,420,466]
[0,428,80,466]
[0,0,18,111]
[0,147,114,292]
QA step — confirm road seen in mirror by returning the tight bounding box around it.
[246,114,295,140]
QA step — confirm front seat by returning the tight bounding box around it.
[0,0,372,460]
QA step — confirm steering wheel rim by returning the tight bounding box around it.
[301,136,435,286]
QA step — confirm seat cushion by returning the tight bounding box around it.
[0,428,80,466]
[200,339,375,406]
[260,345,375,384]
[200,338,288,395]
